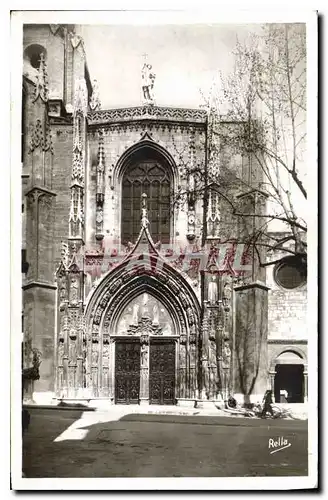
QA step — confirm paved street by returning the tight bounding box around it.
[22,408,308,478]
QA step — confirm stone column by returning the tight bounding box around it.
[76,356,83,398]
[24,189,57,402]
[62,355,69,398]
[101,343,110,398]
[109,340,115,403]
[178,335,187,399]
[234,281,270,404]
[139,335,150,405]
[269,371,276,401]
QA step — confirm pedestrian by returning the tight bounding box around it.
[280,389,288,403]
[261,390,274,418]
[227,394,237,409]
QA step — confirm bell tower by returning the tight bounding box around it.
[22,24,93,403]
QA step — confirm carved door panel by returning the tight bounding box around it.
[115,341,140,404]
[149,341,175,405]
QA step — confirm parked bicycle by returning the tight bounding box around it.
[252,402,296,419]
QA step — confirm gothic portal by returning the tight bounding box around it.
[21,24,307,407]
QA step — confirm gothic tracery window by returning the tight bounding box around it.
[121,155,171,244]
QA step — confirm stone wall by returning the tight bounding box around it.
[51,123,73,270]
[23,25,65,102]
[266,252,307,341]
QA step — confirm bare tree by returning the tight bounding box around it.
[198,23,307,266]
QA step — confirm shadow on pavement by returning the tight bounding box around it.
[22,407,94,477]
[22,409,308,478]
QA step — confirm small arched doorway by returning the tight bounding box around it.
[274,351,305,403]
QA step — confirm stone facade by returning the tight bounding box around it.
[21,24,307,406]
[266,239,307,403]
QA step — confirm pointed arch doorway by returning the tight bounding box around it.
[114,292,177,405]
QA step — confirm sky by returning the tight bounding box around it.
[80,24,262,109]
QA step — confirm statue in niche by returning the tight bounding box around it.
[60,282,66,301]
[132,303,139,325]
[223,281,232,303]
[208,275,218,305]
[91,346,98,366]
[69,341,77,365]
[102,345,110,367]
[152,304,159,325]
[208,340,217,366]
[70,278,79,303]
[222,341,231,368]
[61,242,69,267]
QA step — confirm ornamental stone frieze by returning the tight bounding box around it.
[87,105,207,126]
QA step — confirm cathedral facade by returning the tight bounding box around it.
[21,24,308,406]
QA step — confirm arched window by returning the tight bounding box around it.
[121,149,171,245]
[24,44,47,69]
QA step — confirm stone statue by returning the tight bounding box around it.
[152,304,159,325]
[163,323,172,335]
[132,304,139,325]
[222,341,231,368]
[89,79,101,111]
[223,281,232,303]
[91,346,98,365]
[69,341,77,364]
[208,340,217,366]
[60,282,66,301]
[141,344,148,367]
[208,275,218,305]
[142,63,156,103]
[142,293,149,317]
[61,241,69,267]
[141,193,149,228]
[70,278,78,303]
[118,317,127,333]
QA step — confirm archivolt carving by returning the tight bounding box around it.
[86,257,201,344]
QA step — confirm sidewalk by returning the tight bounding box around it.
[23,401,308,420]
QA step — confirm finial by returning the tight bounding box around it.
[74,77,88,116]
[141,193,149,228]
[90,79,101,111]
[60,241,69,267]
[33,52,49,103]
